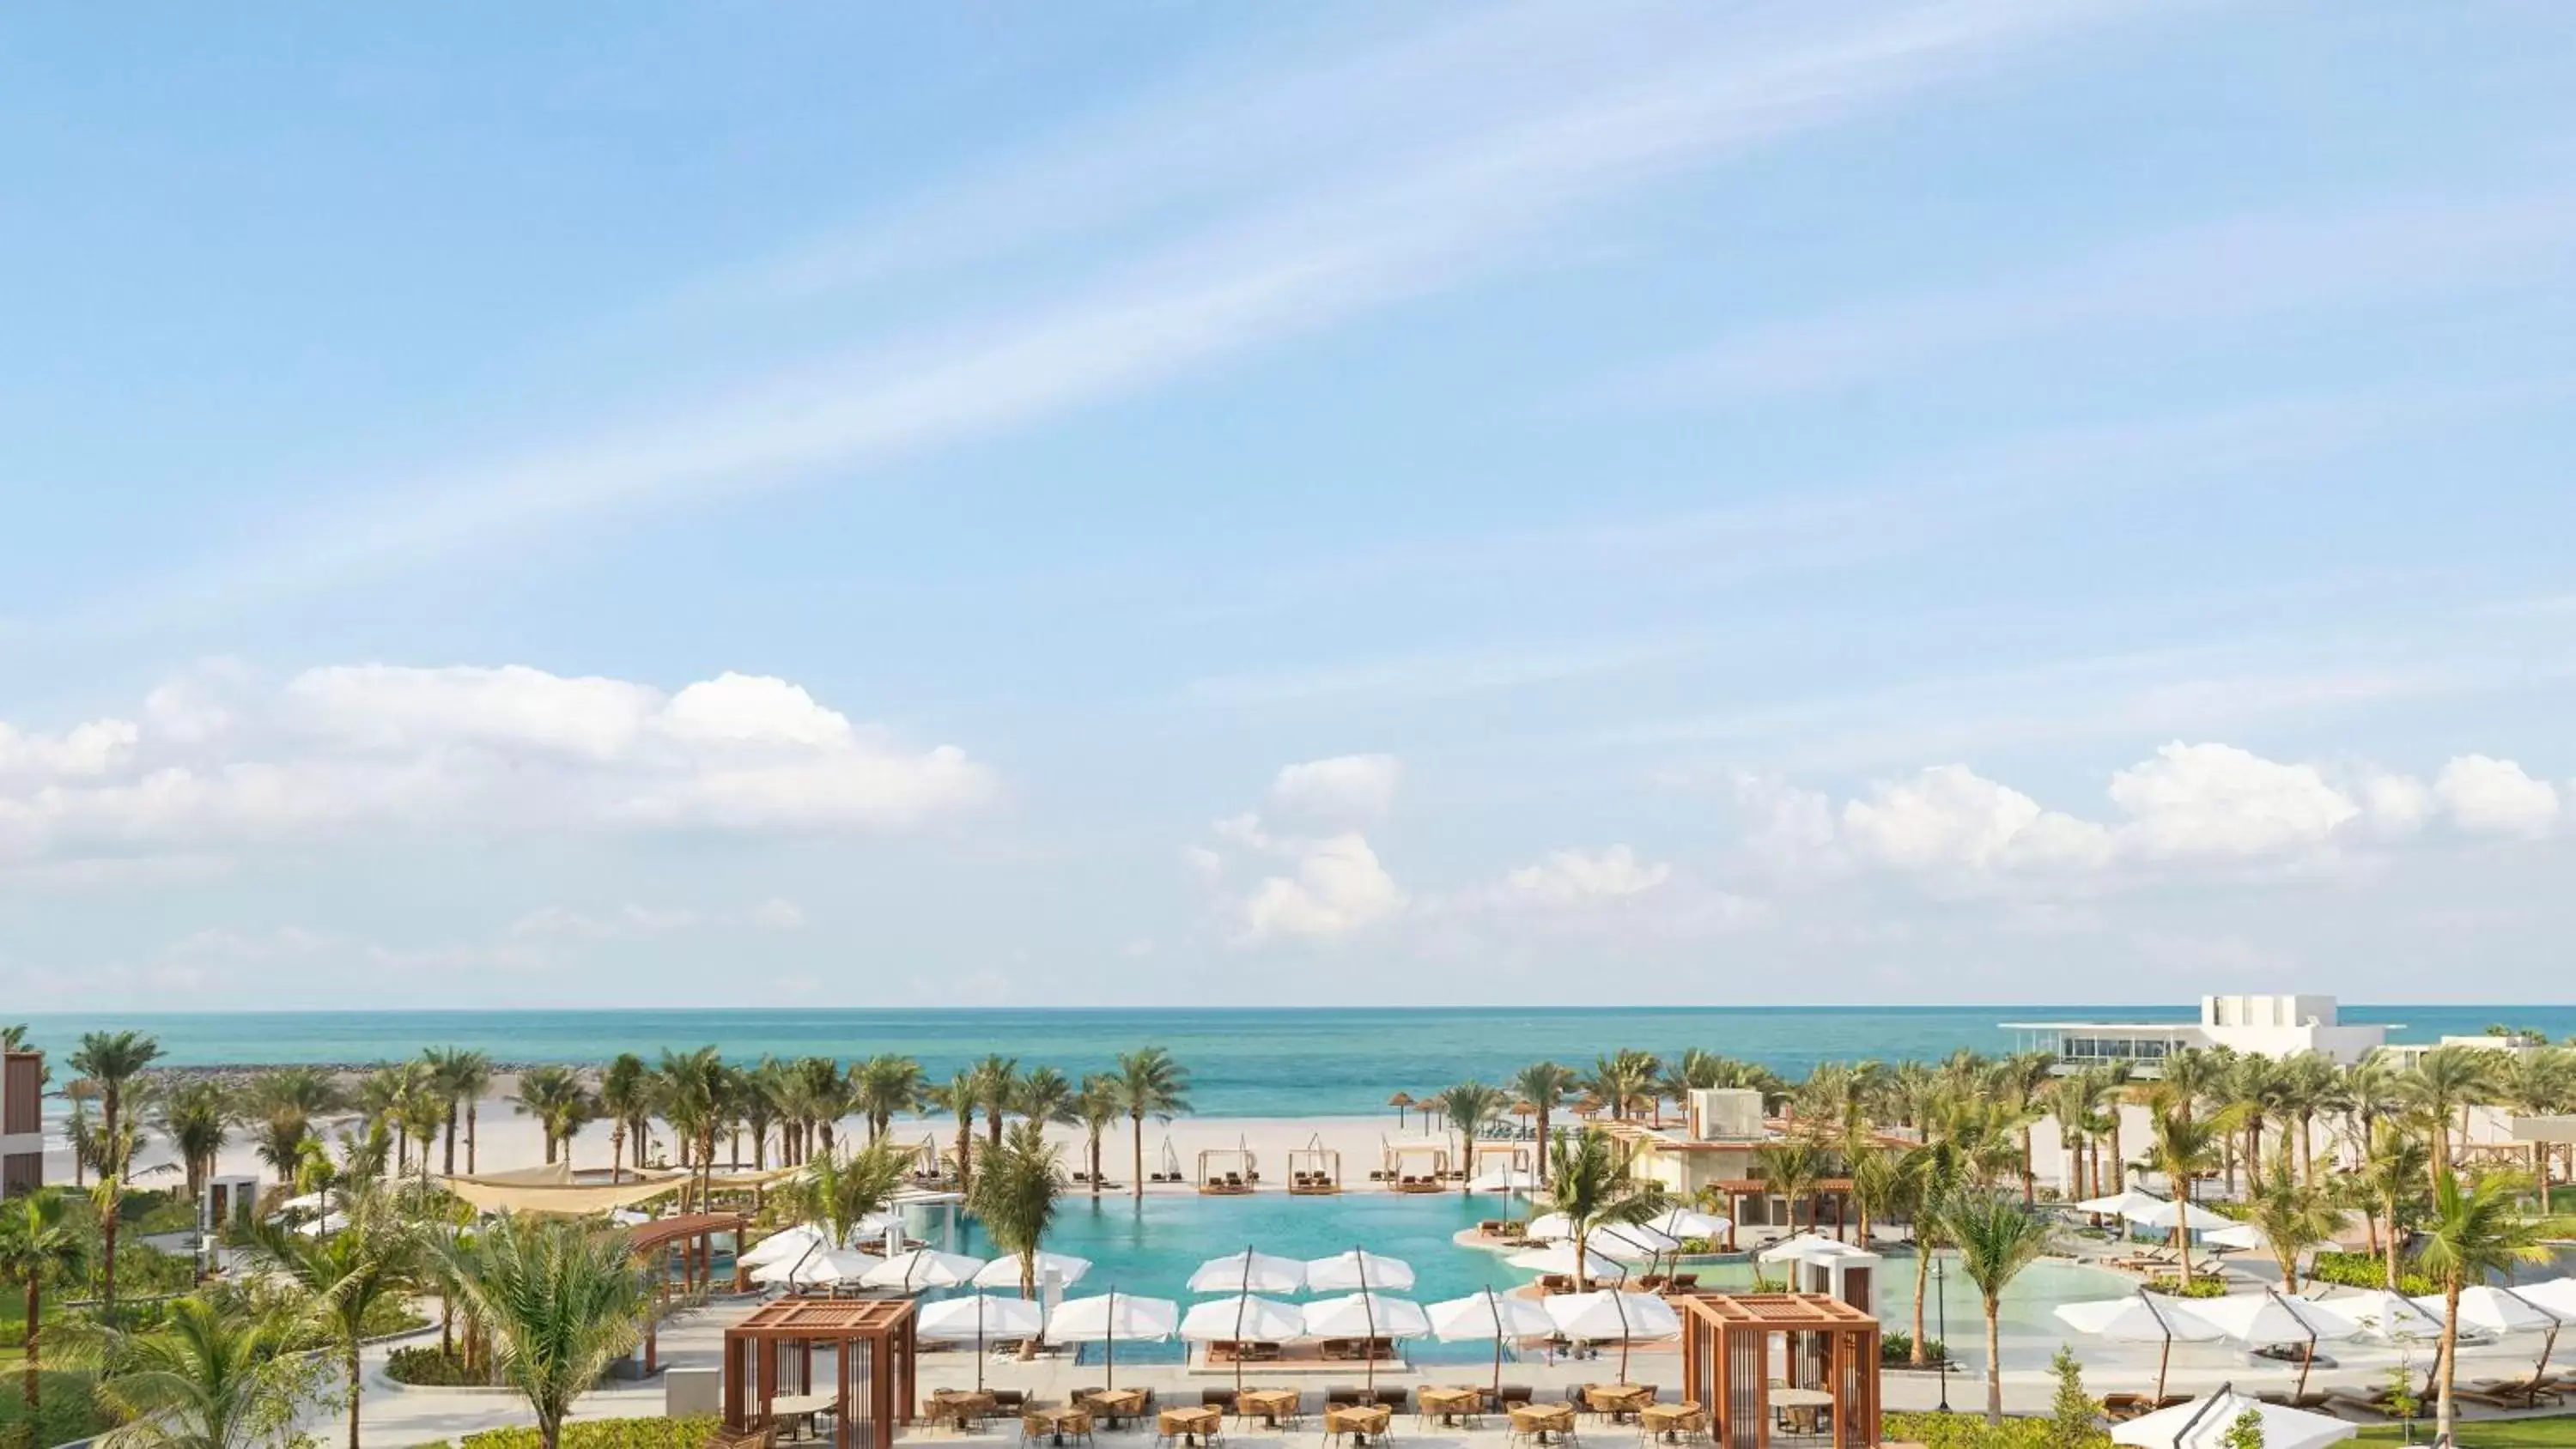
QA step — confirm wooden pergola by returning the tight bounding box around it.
[1678,1293,1879,1449]
[632,1212,749,1373]
[720,1298,917,1449]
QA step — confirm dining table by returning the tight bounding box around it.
[1158,1405,1225,1446]
[1418,1386,1485,1427]
[1235,1388,1301,1428]
[926,1390,993,1433]
[1639,1402,1704,1444]
[1770,1386,1833,1434]
[1034,1406,1093,1446]
[1511,1404,1580,1445]
[1083,1389,1148,1429]
[769,1391,835,1442]
[1583,1384,1656,1423]
[1324,1404,1394,1446]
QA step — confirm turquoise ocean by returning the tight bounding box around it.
[15,1003,2572,1117]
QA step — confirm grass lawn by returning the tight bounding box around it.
[2358,1417,2576,1448]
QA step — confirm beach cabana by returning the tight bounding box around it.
[1287,1137,1343,1196]
[1381,1138,1450,1193]
[1470,1141,1534,1184]
[1182,1294,1306,1390]
[1678,1292,1880,1449]
[1198,1145,1256,1195]
[720,1297,916,1449]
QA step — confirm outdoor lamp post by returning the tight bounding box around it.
[1935,1251,1951,1413]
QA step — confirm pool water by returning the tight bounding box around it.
[925,1193,2129,1367]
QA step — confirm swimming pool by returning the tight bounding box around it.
[923,1193,2130,1367]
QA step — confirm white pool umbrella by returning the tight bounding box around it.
[1544,1290,1680,1384]
[1526,1213,1582,1240]
[2075,1189,2167,1217]
[1467,1167,1540,1193]
[915,1294,1046,1390]
[1188,1249,1305,1294]
[2112,1390,2354,1449]
[292,1210,348,1238]
[1757,1233,1873,1264]
[2172,1290,2360,1397]
[2126,1197,2227,1233]
[1507,1242,1628,1283]
[971,1251,1091,1292]
[1306,1249,1415,1292]
[2057,1292,2227,1401]
[1046,1290,1179,1391]
[753,1245,872,1288]
[1303,1293,1431,1339]
[2202,1222,2266,1252]
[1431,1288,1558,1399]
[1585,1223,1681,1262]
[860,1247,985,1291]
[2414,1283,2576,1381]
[2513,1277,2576,1319]
[740,1224,826,1270]
[1648,1207,1730,1240]
[2308,1289,2445,1344]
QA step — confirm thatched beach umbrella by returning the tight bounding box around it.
[1388,1092,1415,1131]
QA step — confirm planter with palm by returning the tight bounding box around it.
[435,1212,650,1449]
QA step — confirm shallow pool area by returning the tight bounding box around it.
[914,1192,2133,1367]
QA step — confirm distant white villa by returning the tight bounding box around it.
[2002,993,2396,1074]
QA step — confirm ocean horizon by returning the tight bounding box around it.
[16,1002,2573,1117]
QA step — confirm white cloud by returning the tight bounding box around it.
[748,897,808,931]
[2105,743,2360,859]
[1236,832,1408,944]
[1267,754,1401,822]
[1486,846,1674,907]
[0,664,993,875]
[2434,755,2560,838]
[1747,742,2567,882]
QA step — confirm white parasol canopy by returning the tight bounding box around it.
[2074,1189,2169,1217]
[1507,1243,1629,1280]
[739,1225,827,1270]
[1048,1292,1180,1342]
[2172,1292,2361,1345]
[1467,1167,1540,1193]
[860,1248,985,1291]
[2306,1290,2446,1343]
[2411,1284,2573,1334]
[2202,1222,2266,1252]
[1429,1291,1558,1342]
[1544,1290,1681,1341]
[1187,1250,1306,1294]
[1181,1294,1307,1343]
[916,1294,1047,1341]
[2124,1197,2227,1232]
[752,1246,873,1287]
[1302,1293,1431,1339]
[293,1210,349,1238]
[2511,1277,2576,1319]
[1306,1250,1416,1292]
[1757,1233,1874,1265]
[1648,1207,1731,1240]
[2112,1391,2354,1449]
[971,1251,1092,1290]
[2057,1291,2227,1400]
[1585,1223,1682,1261]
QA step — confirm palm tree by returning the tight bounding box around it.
[736,1058,787,1171]
[0,1187,88,1422]
[655,1047,728,1210]
[969,1123,1064,1330]
[1540,1131,1667,1288]
[1752,1138,1829,1237]
[1879,1146,1940,1365]
[246,1194,421,1449]
[785,1056,850,1160]
[973,1055,1023,1150]
[512,1065,593,1167]
[2498,1048,2576,1194]
[158,1080,234,1211]
[2240,1143,2341,1293]
[1514,1063,1580,1184]
[1014,1067,1080,1132]
[435,1212,650,1449]
[421,1048,493,1176]
[67,1029,160,1310]
[2402,1046,2499,1185]
[1075,1076,1121,1197]
[927,1070,980,1193]
[779,1141,908,1249]
[1996,1052,2057,1203]
[1432,1082,1507,1194]
[70,1295,325,1449]
[1116,1048,1191,1203]
[2342,1052,2408,1169]
[2412,1169,2570,1444]
[243,1068,343,1185]
[854,1055,925,1145]
[598,1052,653,1179]
[2136,1103,2222,1288]
[1941,1190,2057,1424]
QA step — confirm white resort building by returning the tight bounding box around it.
[2001,993,2394,1074]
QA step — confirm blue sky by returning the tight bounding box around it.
[5,2,2573,1009]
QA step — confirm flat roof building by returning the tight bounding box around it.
[2,1048,43,1196]
[2002,993,2394,1075]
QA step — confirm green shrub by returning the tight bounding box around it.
[0,1368,113,1448]
[2311,1252,2435,1298]
[1885,1410,2104,1449]
[1881,1331,1949,1366]
[2143,1275,2227,1299]
[459,1416,724,1449]
[386,1345,489,1386]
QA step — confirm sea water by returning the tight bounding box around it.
[15,1003,2570,1118]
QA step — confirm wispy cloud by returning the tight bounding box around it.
[73,0,2154,638]
[1608,189,2576,404]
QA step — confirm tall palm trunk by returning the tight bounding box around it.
[22,1277,41,1415]
[1131,1112,1145,1202]
[347,1345,363,1449]
[2435,1280,2462,1445]
[467,1100,481,1173]
[1909,1248,1933,1366]
[1982,1296,2005,1424]
[1089,1132,1103,1197]
[1535,1106,1552,1185]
